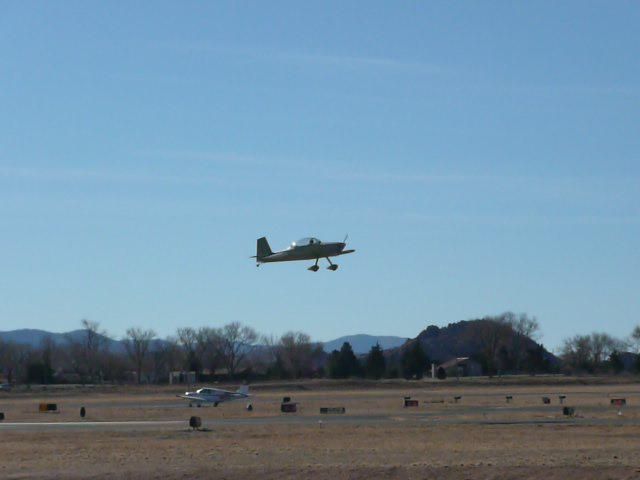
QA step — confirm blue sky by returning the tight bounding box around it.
[1,2,638,351]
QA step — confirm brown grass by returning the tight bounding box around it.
[2,381,640,479]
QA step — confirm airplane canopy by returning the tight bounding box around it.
[291,237,322,248]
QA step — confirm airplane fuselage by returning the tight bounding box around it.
[259,241,347,263]
[179,387,249,406]
[253,236,355,271]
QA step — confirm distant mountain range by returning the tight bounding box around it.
[321,334,408,354]
[0,329,407,355]
[0,328,127,353]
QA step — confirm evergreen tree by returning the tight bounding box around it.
[328,342,360,378]
[609,351,624,374]
[365,343,386,379]
[327,350,341,378]
[401,341,429,379]
[337,342,360,377]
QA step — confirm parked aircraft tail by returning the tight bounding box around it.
[237,385,249,396]
[256,237,272,259]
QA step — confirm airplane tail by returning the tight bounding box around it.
[256,237,272,259]
[237,385,249,395]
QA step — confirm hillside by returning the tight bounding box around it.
[387,319,558,372]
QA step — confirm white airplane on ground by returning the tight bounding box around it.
[178,385,250,407]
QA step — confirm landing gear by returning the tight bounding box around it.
[308,258,320,272]
[326,258,338,271]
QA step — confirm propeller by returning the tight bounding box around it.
[343,234,349,244]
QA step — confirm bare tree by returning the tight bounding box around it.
[66,319,109,383]
[123,327,156,384]
[504,312,540,371]
[590,332,623,366]
[629,325,640,353]
[477,316,512,375]
[195,327,222,374]
[176,327,199,374]
[0,339,31,384]
[151,336,183,383]
[277,331,314,378]
[175,327,222,379]
[218,322,258,377]
[561,332,624,373]
[561,334,593,372]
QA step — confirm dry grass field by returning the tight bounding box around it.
[2,378,640,479]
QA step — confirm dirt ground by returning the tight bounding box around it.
[2,379,640,479]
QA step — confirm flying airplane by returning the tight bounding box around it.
[252,235,355,271]
[178,385,250,407]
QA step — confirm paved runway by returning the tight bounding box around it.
[2,413,640,432]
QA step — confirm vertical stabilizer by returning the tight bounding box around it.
[257,237,272,259]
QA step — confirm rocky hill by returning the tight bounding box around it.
[387,319,558,373]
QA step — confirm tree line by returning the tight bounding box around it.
[2,314,640,385]
[559,326,640,374]
[0,318,437,384]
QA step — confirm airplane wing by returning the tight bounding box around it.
[204,388,233,395]
[340,249,356,255]
[177,394,211,402]
[208,386,249,396]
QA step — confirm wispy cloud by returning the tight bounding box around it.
[319,171,507,185]
[320,168,640,192]
[402,212,640,227]
[272,50,445,75]
[131,149,260,165]
[161,42,445,76]
[0,166,224,186]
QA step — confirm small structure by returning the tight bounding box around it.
[436,357,482,378]
[281,403,297,413]
[542,397,551,404]
[403,396,419,407]
[39,403,58,413]
[453,396,462,403]
[169,371,196,385]
[320,407,346,414]
[281,396,297,413]
[559,395,566,404]
[611,398,626,416]
[562,406,575,416]
[505,395,513,403]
